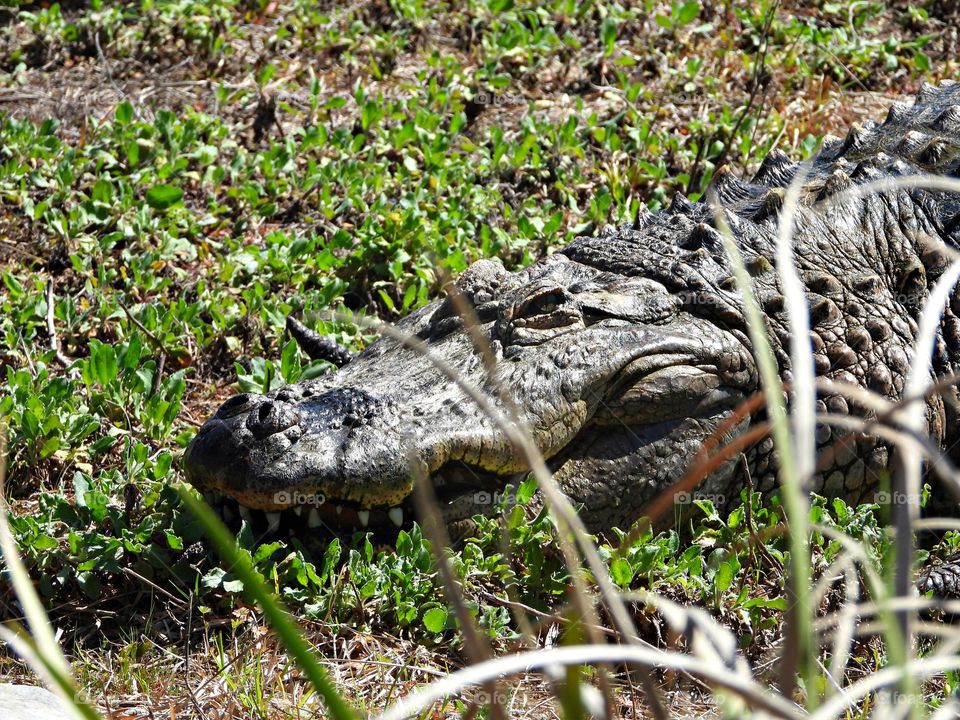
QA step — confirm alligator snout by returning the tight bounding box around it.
[186,392,307,497]
[184,380,422,515]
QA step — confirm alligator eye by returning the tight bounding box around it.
[499,282,583,344]
[518,290,567,318]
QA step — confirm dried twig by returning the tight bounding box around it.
[45,279,75,368]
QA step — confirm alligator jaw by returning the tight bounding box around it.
[186,403,539,533]
[199,488,414,536]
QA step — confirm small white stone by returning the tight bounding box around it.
[0,684,71,720]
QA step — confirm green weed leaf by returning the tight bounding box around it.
[145,184,184,210]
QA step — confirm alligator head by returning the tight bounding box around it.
[184,246,758,534]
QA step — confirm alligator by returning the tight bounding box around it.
[184,80,960,546]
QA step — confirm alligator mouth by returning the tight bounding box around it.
[202,490,412,538]
[201,460,522,537]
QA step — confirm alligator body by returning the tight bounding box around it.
[184,81,960,536]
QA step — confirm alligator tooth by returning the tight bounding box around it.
[203,492,216,505]
[357,510,370,527]
[388,507,404,527]
[307,508,322,528]
[239,505,251,520]
[335,505,343,514]
[266,512,281,533]
[221,506,234,522]
[293,506,303,517]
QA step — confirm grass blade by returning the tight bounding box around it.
[709,201,814,705]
